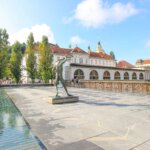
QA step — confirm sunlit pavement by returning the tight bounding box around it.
[5,86,150,150]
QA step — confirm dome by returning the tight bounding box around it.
[96,41,105,54]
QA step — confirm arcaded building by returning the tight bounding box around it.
[21,42,145,83]
[50,42,145,81]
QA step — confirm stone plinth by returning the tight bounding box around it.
[48,96,79,104]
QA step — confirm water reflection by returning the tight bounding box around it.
[0,90,42,150]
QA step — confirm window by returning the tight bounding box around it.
[103,61,105,66]
[74,69,84,79]
[124,72,129,80]
[74,58,76,63]
[105,61,108,66]
[114,71,120,80]
[99,60,101,65]
[139,73,144,80]
[110,61,113,66]
[79,58,83,64]
[90,70,98,80]
[107,61,109,66]
[132,72,137,80]
[85,59,88,64]
[103,71,110,80]
[95,60,97,65]
[91,60,93,65]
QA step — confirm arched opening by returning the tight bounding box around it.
[132,72,137,80]
[124,72,129,80]
[103,71,110,80]
[114,71,120,80]
[90,70,98,80]
[74,69,84,79]
[139,73,144,80]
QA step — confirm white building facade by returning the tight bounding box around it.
[136,59,150,81]
[21,42,146,83]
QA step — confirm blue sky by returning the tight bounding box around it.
[0,0,150,64]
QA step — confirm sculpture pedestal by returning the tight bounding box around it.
[48,96,79,104]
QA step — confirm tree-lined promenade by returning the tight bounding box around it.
[0,28,53,85]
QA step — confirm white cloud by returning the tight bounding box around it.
[145,40,150,48]
[70,36,86,47]
[9,24,55,44]
[71,0,139,28]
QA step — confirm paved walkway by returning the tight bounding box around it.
[5,86,150,150]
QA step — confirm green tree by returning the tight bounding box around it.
[26,33,37,83]
[110,51,116,60]
[0,28,9,50]
[39,36,53,83]
[10,41,22,83]
[0,28,9,79]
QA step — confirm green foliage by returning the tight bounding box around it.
[110,51,116,60]
[0,28,9,50]
[0,49,8,79]
[26,33,37,83]
[39,36,53,83]
[10,41,22,83]
[0,28,9,79]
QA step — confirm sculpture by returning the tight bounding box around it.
[53,55,72,97]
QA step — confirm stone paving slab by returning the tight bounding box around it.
[5,86,150,150]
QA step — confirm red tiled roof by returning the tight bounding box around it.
[117,60,135,69]
[73,47,87,54]
[34,43,59,51]
[51,47,72,55]
[143,59,150,64]
[50,46,87,55]
[89,52,112,60]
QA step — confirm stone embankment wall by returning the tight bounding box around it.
[67,80,150,94]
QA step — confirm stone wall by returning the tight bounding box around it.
[67,80,150,94]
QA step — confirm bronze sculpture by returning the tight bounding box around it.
[53,55,72,97]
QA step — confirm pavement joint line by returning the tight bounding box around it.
[78,131,109,141]
[129,138,150,150]
[49,116,76,121]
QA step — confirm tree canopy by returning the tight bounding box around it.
[26,33,37,83]
[39,36,53,83]
[0,28,9,50]
[0,28,9,79]
[110,51,116,60]
[10,41,22,83]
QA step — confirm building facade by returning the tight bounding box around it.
[21,42,146,83]
[136,59,150,81]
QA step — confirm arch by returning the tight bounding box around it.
[90,70,98,80]
[74,69,84,79]
[124,72,129,80]
[132,72,137,80]
[103,71,110,80]
[114,71,120,80]
[139,73,144,80]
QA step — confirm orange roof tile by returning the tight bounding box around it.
[51,47,72,55]
[117,60,135,69]
[89,52,112,60]
[73,47,87,54]
[143,59,150,64]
